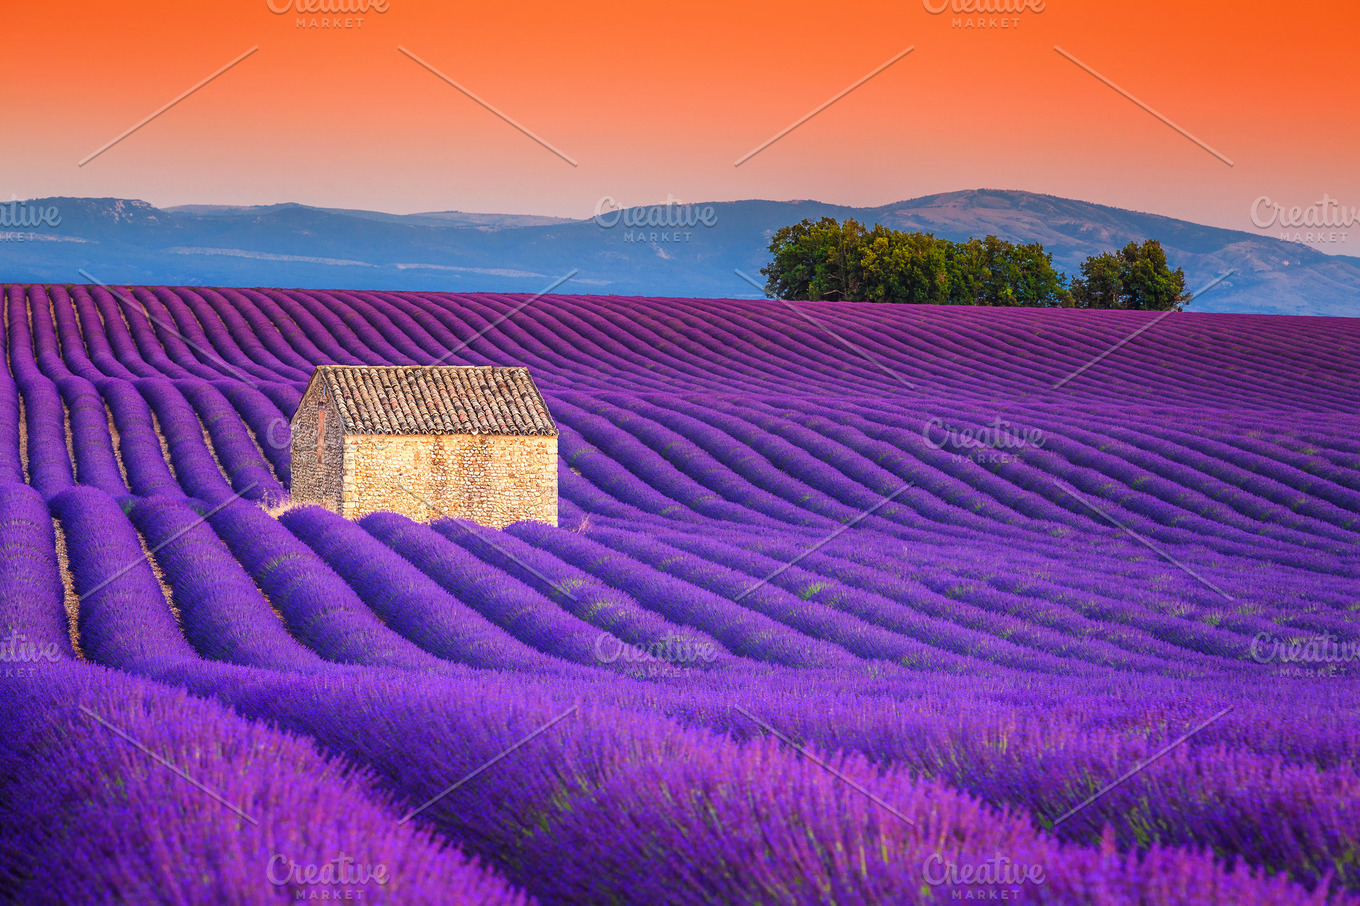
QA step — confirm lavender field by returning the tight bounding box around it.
[1,283,1357,905]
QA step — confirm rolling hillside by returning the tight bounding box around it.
[0,285,1357,904]
[4,190,1359,316]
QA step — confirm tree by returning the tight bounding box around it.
[1071,240,1188,311]
[761,219,1180,311]
[760,218,825,301]
[946,236,1071,308]
[1069,250,1122,309]
[858,228,952,305]
[1001,240,1073,308]
[760,217,870,302]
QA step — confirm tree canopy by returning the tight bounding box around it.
[760,219,1188,311]
[1070,240,1189,311]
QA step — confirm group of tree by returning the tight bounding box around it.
[760,218,1189,311]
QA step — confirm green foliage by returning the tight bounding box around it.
[860,226,952,305]
[947,235,1072,308]
[761,217,872,303]
[761,220,1187,311]
[1069,240,1189,311]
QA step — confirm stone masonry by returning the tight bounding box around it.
[289,366,558,528]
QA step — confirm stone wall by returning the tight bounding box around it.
[341,434,558,528]
[289,380,345,512]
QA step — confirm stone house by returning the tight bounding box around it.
[289,365,558,528]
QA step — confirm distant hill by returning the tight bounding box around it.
[3,190,1357,316]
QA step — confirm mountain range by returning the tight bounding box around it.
[3,189,1357,317]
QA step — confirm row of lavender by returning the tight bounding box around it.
[3,482,1355,904]
[1,283,1358,903]
[47,283,1342,409]
[3,281,1355,701]
[9,279,1360,420]
[3,284,1354,586]
[5,472,1358,899]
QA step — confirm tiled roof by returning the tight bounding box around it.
[309,365,557,437]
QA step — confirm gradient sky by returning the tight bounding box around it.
[4,1,1357,250]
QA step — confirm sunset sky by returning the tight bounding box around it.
[4,0,1357,247]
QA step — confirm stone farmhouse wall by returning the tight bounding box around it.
[341,433,558,528]
[289,379,346,512]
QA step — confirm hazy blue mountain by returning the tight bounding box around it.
[3,190,1356,316]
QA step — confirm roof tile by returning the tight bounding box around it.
[309,365,557,437]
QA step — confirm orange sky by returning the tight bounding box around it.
[3,1,1357,248]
